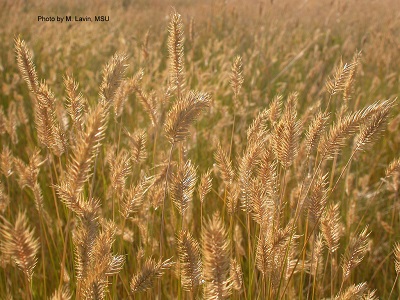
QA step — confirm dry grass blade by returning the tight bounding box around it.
[168,11,185,95]
[177,230,202,291]
[164,90,211,144]
[0,211,40,282]
[170,160,197,216]
[130,257,174,293]
[202,212,232,299]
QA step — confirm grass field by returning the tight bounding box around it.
[0,0,400,299]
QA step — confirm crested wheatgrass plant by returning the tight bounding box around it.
[1,3,399,299]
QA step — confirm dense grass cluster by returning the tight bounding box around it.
[0,0,400,299]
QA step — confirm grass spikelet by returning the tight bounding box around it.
[177,230,202,291]
[304,171,328,226]
[335,282,367,300]
[355,105,391,151]
[99,53,128,109]
[15,37,39,94]
[73,198,101,280]
[164,90,211,144]
[386,157,400,178]
[202,212,232,299]
[0,108,6,135]
[321,203,342,254]
[131,70,159,126]
[343,51,362,104]
[247,108,269,148]
[239,143,262,213]
[394,242,400,274]
[81,221,125,299]
[1,145,14,177]
[198,169,212,204]
[35,81,67,155]
[230,258,243,291]
[272,92,302,168]
[319,99,395,159]
[50,286,72,300]
[305,111,329,158]
[113,79,133,118]
[0,181,10,213]
[215,143,235,185]
[168,11,185,96]
[120,178,147,219]
[226,183,240,215]
[268,95,283,127]
[130,257,174,293]
[318,111,362,160]
[170,159,197,216]
[13,148,44,189]
[308,233,324,277]
[231,56,244,107]
[326,57,358,96]
[125,128,147,164]
[63,104,107,196]
[0,211,40,282]
[109,149,131,198]
[250,178,274,227]
[342,227,370,281]
[64,74,86,131]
